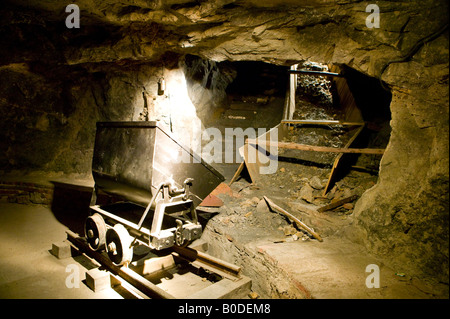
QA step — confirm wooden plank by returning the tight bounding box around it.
[332,76,363,123]
[263,196,323,242]
[243,143,260,183]
[245,140,384,155]
[229,162,244,185]
[322,125,365,195]
[317,195,358,213]
[235,124,284,184]
[281,119,365,126]
[131,254,177,276]
[327,64,364,123]
[231,123,289,185]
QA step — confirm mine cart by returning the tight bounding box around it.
[84,121,224,266]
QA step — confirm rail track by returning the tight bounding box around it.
[64,230,252,299]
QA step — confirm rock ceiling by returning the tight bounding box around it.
[4,0,448,77]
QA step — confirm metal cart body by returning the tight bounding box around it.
[85,121,224,265]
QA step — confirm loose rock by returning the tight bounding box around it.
[309,176,324,190]
[299,184,315,203]
[256,199,270,214]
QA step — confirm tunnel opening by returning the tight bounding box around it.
[181,57,289,179]
[180,56,393,207]
[193,58,393,191]
[225,61,288,100]
[186,58,289,131]
[184,57,396,298]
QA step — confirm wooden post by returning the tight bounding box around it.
[288,64,298,120]
[322,125,365,195]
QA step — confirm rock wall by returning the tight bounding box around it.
[0,34,231,172]
[1,0,448,282]
[351,58,449,282]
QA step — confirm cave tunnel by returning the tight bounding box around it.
[0,0,448,303]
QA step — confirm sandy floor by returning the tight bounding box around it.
[0,203,122,299]
[1,201,445,299]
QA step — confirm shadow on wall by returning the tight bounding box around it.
[50,182,93,235]
[50,181,119,235]
[182,54,237,125]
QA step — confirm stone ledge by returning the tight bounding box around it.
[0,181,54,205]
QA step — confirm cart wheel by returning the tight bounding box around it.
[84,213,106,251]
[105,224,134,266]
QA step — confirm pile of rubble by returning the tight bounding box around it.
[207,160,377,244]
[296,61,333,107]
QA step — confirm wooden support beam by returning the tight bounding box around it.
[245,139,385,155]
[263,196,323,242]
[281,119,365,126]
